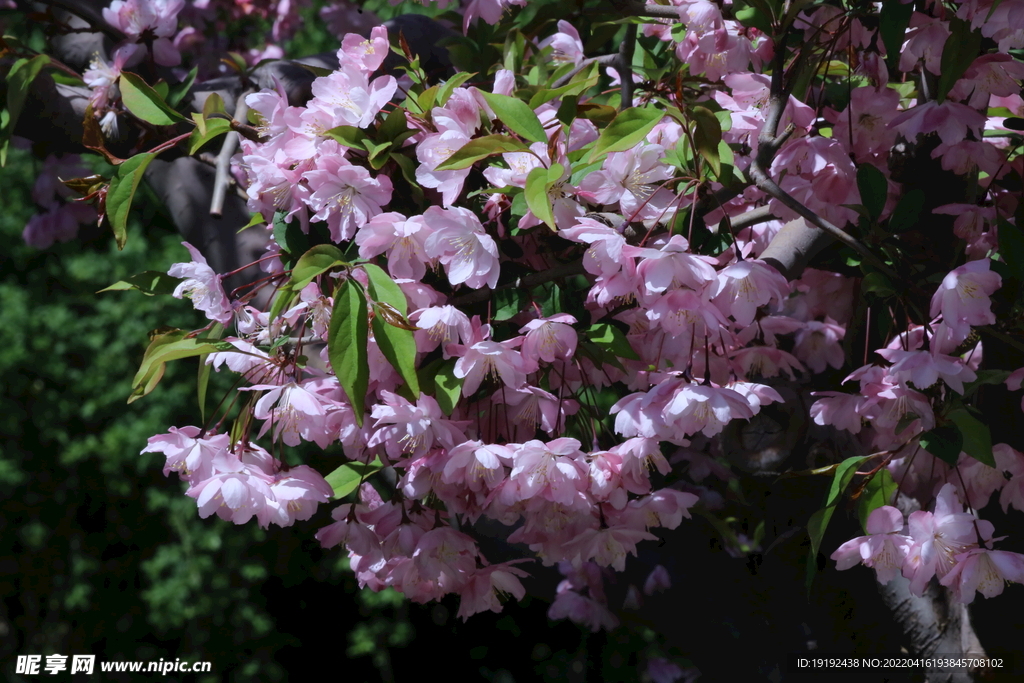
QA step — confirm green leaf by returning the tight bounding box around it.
[529,65,599,109]
[479,91,547,143]
[861,271,896,298]
[130,331,235,403]
[98,271,183,296]
[324,125,370,151]
[998,219,1024,281]
[920,425,964,466]
[204,92,227,118]
[107,152,157,249]
[691,106,722,178]
[119,72,188,125]
[434,362,463,415]
[587,323,639,361]
[806,455,869,593]
[239,212,266,232]
[187,114,231,154]
[948,408,995,466]
[363,264,420,397]
[937,19,983,103]
[438,71,476,106]
[417,84,440,113]
[435,134,529,171]
[577,103,617,125]
[167,66,198,107]
[858,468,898,534]
[856,164,888,221]
[291,244,346,291]
[962,369,1012,397]
[887,189,925,233]
[197,322,225,421]
[2,54,51,166]
[588,106,664,162]
[493,288,528,321]
[367,141,392,169]
[377,105,411,143]
[328,278,369,425]
[325,458,383,499]
[524,163,563,230]
[880,0,915,70]
[298,63,334,78]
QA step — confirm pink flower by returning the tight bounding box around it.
[509,438,589,506]
[810,392,866,434]
[831,87,900,160]
[168,242,233,324]
[413,305,473,357]
[792,319,846,374]
[831,506,912,584]
[247,381,337,448]
[263,465,334,527]
[627,235,718,299]
[103,0,184,66]
[538,20,585,66]
[423,206,500,290]
[456,562,529,619]
[899,12,950,75]
[710,259,790,326]
[560,217,629,277]
[498,385,566,434]
[929,259,1002,342]
[453,336,526,395]
[356,213,434,281]
[519,314,577,371]
[186,463,275,526]
[575,526,657,571]
[337,25,389,74]
[644,565,671,595]
[578,143,677,222]
[662,383,754,438]
[941,548,1024,603]
[441,440,513,492]
[367,391,468,460]
[462,0,527,32]
[547,589,619,632]
[902,484,990,596]
[412,527,478,584]
[305,143,393,242]
[305,65,397,130]
[889,101,987,148]
[22,203,91,250]
[875,347,977,394]
[142,426,229,484]
[415,89,481,206]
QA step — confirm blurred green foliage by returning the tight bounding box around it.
[0,146,413,681]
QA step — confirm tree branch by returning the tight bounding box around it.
[551,54,618,89]
[210,89,252,217]
[745,34,899,281]
[610,1,682,20]
[618,24,637,110]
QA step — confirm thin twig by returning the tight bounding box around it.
[210,89,252,217]
[618,24,638,110]
[552,54,618,89]
[745,34,899,281]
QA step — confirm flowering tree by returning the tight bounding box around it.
[6,0,1024,678]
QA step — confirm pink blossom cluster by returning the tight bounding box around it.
[123,0,1024,630]
[143,425,333,528]
[833,485,1024,604]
